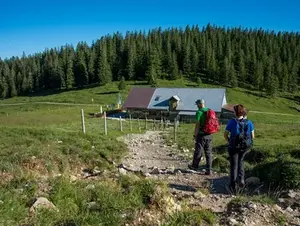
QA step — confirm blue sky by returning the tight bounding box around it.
[0,0,299,59]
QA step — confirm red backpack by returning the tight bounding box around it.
[202,109,220,134]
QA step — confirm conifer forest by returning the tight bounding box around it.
[0,24,299,98]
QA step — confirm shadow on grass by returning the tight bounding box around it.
[133,81,149,86]
[54,219,77,226]
[282,94,300,103]
[18,83,104,98]
[96,91,119,95]
[244,90,266,98]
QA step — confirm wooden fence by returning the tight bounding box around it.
[80,109,179,140]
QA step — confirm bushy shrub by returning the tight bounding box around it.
[290,148,300,159]
[212,156,230,173]
[252,155,300,189]
[244,148,269,163]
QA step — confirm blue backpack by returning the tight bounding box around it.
[232,119,252,149]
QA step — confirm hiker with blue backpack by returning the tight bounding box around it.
[224,104,255,192]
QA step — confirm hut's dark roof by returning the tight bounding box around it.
[122,87,155,109]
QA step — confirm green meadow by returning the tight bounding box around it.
[0,78,299,225]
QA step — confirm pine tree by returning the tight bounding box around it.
[254,61,264,91]
[0,75,7,98]
[164,41,173,74]
[74,51,88,88]
[126,42,136,80]
[221,57,230,86]
[21,75,28,93]
[54,53,64,89]
[288,63,298,93]
[237,50,246,86]
[209,50,218,82]
[281,63,289,92]
[190,44,199,75]
[8,67,18,97]
[182,42,191,75]
[229,63,238,87]
[118,76,126,90]
[0,64,10,98]
[264,58,279,97]
[97,42,112,85]
[62,47,74,89]
[146,48,160,86]
[196,77,202,86]
[169,51,178,80]
[88,48,96,83]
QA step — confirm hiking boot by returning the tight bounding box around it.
[239,180,245,188]
[205,171,212,176]
[188,164,198,171]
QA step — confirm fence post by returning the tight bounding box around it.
[100,105,103,114]
[145,116,147,130]
[81,109,86,134]
[138,118,141,132]
[119,116,123,131]
[129,114,132,131]
[104,111,107,135]
[160,117,163,130]
[173,118,177,142]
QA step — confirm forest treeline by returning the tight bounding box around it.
[0,24,299,98]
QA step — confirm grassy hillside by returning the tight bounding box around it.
[1,78,299,115]
[0,79,299,225]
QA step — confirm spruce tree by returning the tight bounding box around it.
[146,48,160,86]
[281,63,289,92]
[0,62,5,97]
[88,48,96,83]
[62,47,74,89]
[264,58,279,97]
[8,67,18,97]
[74,51,88,87]
[169,51,178,80]
[288,63,298,93]
[237,50,246,85]
[118,76,126,90]
[190,44,199,75]
[0,75,7,98]
[21,75,28,93]
[229,63,238,87]
[254,61,264,91]
[209,50,218,82]
[126,42,136,80]
[97,42,112,85]
[221,57,230,86]
[182,42,191,75]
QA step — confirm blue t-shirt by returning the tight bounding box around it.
[225,118,254,143]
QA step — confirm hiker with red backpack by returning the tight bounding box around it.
[189,99,220,175]
[224,104,255,192]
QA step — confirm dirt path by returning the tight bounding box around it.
[118,131,233,212]
[118,130,300,226]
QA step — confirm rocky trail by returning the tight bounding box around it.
[118,130,300,226]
